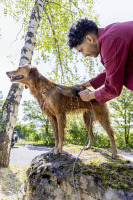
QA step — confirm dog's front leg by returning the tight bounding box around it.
[54,113,66,154]
[48,115,59,152]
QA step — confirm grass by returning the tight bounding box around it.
[17,140,53,147]
[0,164,27,200]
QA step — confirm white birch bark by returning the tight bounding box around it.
[0,0,45,167]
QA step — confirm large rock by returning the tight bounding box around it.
[21,145,133,200]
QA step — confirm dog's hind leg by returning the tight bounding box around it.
[48,115,59,152]
[83,110,94,150]
[96,105,118,158]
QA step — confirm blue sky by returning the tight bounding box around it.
[0,0,133,120]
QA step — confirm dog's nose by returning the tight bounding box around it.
[6,72,10,77]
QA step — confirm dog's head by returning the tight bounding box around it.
[6,65,38,88]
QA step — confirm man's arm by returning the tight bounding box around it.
[81,80,91,87]
[89,70,106,89]
[79,37,129,104]
[79,70,106,88]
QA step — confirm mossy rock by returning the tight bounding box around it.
[24,145,133,200]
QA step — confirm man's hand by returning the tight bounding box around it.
[72,81,91,89]
[78,89,95,101]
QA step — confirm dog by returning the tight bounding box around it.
[6,65,117,158]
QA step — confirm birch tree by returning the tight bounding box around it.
[0,0,45,167]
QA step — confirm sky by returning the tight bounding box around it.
[0,0,133,121]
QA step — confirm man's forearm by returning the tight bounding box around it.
[89,70,106,89]
[81,80,91,87]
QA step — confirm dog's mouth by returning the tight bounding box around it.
[8,75,24,82]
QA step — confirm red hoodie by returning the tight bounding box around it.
[89,21,133,104]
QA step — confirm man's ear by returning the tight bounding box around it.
[86,35,94,44]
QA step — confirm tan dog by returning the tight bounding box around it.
[6,65,117,158]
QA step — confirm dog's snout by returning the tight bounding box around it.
[6,72,10,76]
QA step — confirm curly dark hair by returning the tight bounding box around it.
[67,18,98,49]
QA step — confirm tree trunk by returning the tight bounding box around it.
[0,0,44,167]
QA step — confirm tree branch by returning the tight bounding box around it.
[43,5,64,83]
[45,1,76,14]
[69,0,85,16]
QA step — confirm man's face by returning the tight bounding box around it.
[75,35,99,58]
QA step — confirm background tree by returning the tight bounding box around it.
[22,100,54,144]
[15,123,42,142]
[110,87,133,147]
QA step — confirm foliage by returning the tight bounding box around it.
[22,100,48,127]
[109,87,133,147]
[0,0,101,84]
[14,122,55,145]
[65,114,88,145]
[0,100,4,115]
[65,115,111,147]
[15,100,54,145]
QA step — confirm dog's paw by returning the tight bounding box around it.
[50,147,55,153]
[51,146,62,154]
[50,147,58,153]
[53,148,60,154]
[111,152,118,159]
[84,145,91,150]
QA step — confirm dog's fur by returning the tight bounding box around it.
[6,65,117,157]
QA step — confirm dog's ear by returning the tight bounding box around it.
[25,85,28,89]
[29,67,38,79]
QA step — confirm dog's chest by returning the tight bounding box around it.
[38,98,55,116]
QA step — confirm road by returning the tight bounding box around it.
[118,150,133,162]
[10,145,51,167]
[10,146,133,167]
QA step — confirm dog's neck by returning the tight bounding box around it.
[26,72,53,100]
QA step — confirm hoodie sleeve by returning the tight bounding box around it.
[89,70,106,89]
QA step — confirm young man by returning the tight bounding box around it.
[67,18,133,104]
